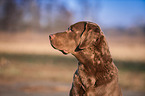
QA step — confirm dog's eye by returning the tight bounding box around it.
[68,27,74,32]
[70,28,74,32]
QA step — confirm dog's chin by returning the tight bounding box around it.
[50,43,68,55]
[60,50,68,55]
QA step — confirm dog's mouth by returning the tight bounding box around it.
[49,39,68,55]
[50,41,56,49]
[49,35,68,55]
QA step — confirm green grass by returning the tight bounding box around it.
[1,53,145,72]
[114,60,145,72]
[0,53,77,66]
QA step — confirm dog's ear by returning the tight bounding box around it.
[78,22,101,49]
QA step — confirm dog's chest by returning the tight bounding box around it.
[78,64,96,88]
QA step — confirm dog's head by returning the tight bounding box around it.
[49,21,101,54]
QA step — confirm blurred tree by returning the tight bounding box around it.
[0,0,41,32]
[53,1,72,31]
[42,0,72,32]
[21,0,40,32]
[77,0,101,22]
[0,0,23,32]
[0,0,101,33]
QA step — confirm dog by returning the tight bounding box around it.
[49,21,122,96]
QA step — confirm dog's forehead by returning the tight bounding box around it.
[70,22,87,32]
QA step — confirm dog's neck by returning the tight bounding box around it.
[73,34,117,76]
[73,35,118,86]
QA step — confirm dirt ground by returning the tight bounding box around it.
[0,80,145,96]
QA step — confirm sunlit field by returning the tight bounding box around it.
[0,32,145,96]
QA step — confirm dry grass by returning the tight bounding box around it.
[110,43,145,62]
[0,32,145,62]
[119,71,145,91]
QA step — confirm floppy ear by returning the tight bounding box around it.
[78,22,101,49]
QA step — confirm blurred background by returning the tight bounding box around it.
[0,0,145,96]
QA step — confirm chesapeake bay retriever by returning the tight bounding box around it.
[49,21,122,96]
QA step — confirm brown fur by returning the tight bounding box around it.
[49,21,122,96]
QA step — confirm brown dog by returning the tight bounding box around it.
[49,21,122,96]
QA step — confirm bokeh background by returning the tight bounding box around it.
[0,0,145,96]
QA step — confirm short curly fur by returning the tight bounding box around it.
[49,21,122,96]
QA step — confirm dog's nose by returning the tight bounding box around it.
[49,34,55,40]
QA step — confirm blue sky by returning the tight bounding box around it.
[40,0,145,28]
[98,0,145,27]
[63,0,145,28]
